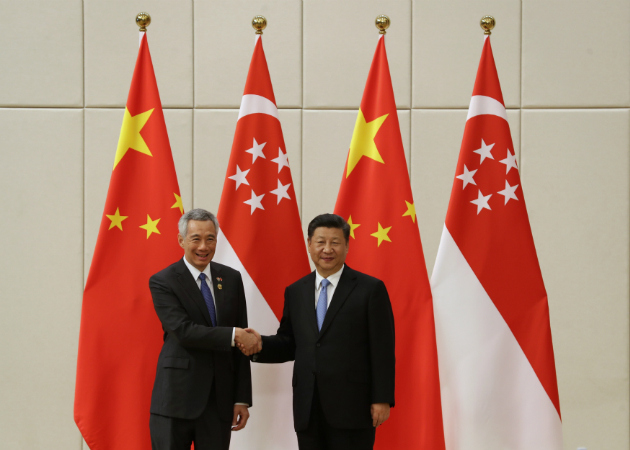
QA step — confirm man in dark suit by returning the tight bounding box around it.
[149,208,259,450]
[241,214,395,450]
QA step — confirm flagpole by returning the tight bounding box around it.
[375,14,390,34]
[480,15,495,35]
[136,12,151,46]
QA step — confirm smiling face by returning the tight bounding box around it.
[307,226,349,278]
[178,219,217,271]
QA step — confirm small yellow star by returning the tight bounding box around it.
[347,215,361,239]
[106,208,128,231]
[171,193,184,214]
[113,107,155,169]
[370,223,392,247]
[139,215,161,239]
[402,201,416,223]
[346,109,388,177]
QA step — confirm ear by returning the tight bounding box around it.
[177,234,185,249]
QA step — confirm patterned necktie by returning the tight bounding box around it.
[317,278,331,331]
[199,273,217,327]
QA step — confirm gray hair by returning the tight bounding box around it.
[178,208,220,237]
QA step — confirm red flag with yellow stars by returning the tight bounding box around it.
[74,32,183,450]
[334,35,446,449]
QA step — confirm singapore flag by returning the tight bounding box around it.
[215,35,310,449]
[431,36,563,450]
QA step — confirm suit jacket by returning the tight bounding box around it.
[149,259,252,421]
[255,265,395,431]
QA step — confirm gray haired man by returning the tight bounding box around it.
[148,208,259,450]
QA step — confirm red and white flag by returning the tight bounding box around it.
[431,36,563,450]
[214,35,311,449]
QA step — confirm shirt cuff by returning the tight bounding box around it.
[231,327,235,347]
[234,403,249,407]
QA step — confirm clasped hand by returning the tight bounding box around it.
[234,328,262,356]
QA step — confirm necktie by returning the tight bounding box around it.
[199,273,217,327]
[317,279,331,331]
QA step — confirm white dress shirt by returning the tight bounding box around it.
[314,264,345,309]
[182,257,235,346]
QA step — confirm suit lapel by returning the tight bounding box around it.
[175,259,213,326]
[210,262,227,326]
[318,266,358,338]
[301,272,320,337]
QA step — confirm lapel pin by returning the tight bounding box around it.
[217,284,223,290]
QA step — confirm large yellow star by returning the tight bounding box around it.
[402,201,416,223]
[106,208,128,231]
[347,215,361,239]
[113,107,155,169]
[171,193,184,214]
[346,109,388,177]
[370,222,392,247]
[139,215,161,239]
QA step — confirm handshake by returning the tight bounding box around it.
[234,328,262,356]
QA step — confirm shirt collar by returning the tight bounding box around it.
[182,256,211,281]
[315,264,345,289]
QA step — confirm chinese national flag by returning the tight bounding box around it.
[74,33,183,450]
[214,35,310,449]
[430,36,562,449]
[334,35,445,450]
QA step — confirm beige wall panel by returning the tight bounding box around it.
[303,0,411,109]
[194,0,302,108]
[84,1,193,108]
[193,109,302,215]
[84,109,193,274]
[411,109,520,274]
[0,109,83,449]
[412,0,521,108]
[522,1,630,107]
[521,109,629,449]
[302,109,410,244]
[0,0,83,107]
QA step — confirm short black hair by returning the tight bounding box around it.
[307,214,350,243]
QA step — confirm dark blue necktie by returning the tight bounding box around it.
[199,273,217,327]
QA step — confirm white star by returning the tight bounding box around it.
[473,139,495,164]
[270,180,291,204]
[470,189,492,214]
[243,189,265,214]
[271,147,290,173]
[499,149,518,174]
[456,164,478,189]
[497,180,519,205]
[228,165,250,190]
[245,138,266,163]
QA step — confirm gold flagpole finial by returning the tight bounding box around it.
[252,16,267,35]
[136,12,151,31]
[375,15,390,34]
[480,16,495,35]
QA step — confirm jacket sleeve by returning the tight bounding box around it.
[150,273,233,351]
[368,280,396,406]
[232,272,253,405]
[253,286,297,364]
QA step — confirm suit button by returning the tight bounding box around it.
[316,343,321,348]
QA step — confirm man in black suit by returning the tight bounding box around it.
[241,214,395,450]
[148,208,259,450]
